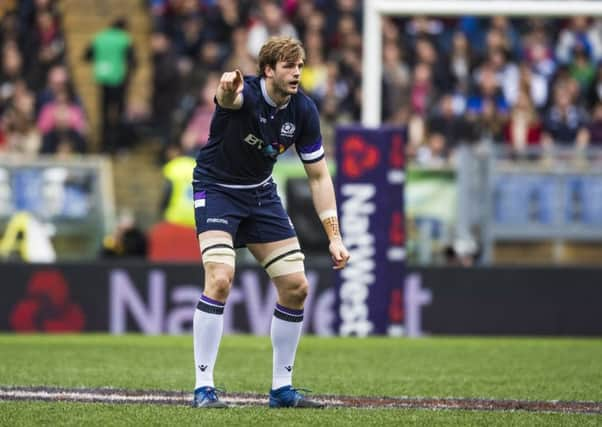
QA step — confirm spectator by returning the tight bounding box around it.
[325,0,362,46]
[40,126,87,156]
[382,16,401,45]
[180,39,223,99]
[407,62,436,149]
[416,131,448,167]
[151,31,180,146]
[172,14,204,59]
[556,16,602,65]
[405,16,444,40]
[0,10,20,48]
[84,18,136,153]
[36,87,85,134]
[490,16,522,60]
[247,1,298,58]
[0,41,24,112]
[159,143,196,228]
[587,63,602,108]
[36,64,81,114]
[410,62,436,117]
[586,102,602,146]
[466,65,510,136]
[486,49,519,107]
[289,0,319,43]
[331,13,361,52]
[477,27,510,66]
[180,73,219,153]
[448,31,474,94]
[299,32,328,100]
[521,19,556,80]
[549,65,581,107]
[303,10,327,48]
[569,44,596,96]
[205,0,249,47]
[1,80,40,155]
[158,0,201,40]
[22,9,65,91]
[517,62,548,110]
[542,83,589,148]
[222,26,256,76]
[381,40,410,122]
[100,210,147,258]
[503,90,543,156]
[428,94,473,149]
[414,35,450,92]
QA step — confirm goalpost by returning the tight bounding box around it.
[362,0,602,127]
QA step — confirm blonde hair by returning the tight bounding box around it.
[257,36,305,77]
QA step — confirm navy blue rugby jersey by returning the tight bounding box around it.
[193,76,324,186]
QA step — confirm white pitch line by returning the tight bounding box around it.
[0,389,341,406]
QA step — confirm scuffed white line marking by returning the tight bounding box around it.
[0,389,341,407]
[1,387,599,414]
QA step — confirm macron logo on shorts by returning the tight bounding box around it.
[194,191,206,208]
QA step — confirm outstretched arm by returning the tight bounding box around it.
[303,158,350,270]
[216,69,244,110]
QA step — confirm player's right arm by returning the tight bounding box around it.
[215,69,244,110]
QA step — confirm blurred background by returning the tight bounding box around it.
[1,0,601,336]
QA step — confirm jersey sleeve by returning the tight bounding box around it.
[239,76,258,112]
[295,99,324,164]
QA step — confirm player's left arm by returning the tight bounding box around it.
[303,159,350,270]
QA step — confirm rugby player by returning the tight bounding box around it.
[191,36,349,408]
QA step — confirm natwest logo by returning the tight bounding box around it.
[338,183,376,336]
[341,135,380,178]
[10,270,85,332]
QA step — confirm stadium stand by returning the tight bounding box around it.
[2,0,602,263]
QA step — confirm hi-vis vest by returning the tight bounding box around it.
[162,156,196,227]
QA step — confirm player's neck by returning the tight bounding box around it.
[264,79,291,108]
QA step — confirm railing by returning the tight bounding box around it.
[0,154,115,260]
[408,143,602,265]
[459,143,602,263]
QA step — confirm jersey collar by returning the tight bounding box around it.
[260,78,290,110]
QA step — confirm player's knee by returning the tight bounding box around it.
[290,278,309,304]
[206,269,233,299]
[279,274,309,305]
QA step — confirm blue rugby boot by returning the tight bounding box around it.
[269,385,324,408]
[192,386,228,408]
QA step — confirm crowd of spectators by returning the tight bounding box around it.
[148,1,602,166]
[149,0,362,159]
[4,0,602,166]
[0,0,89,157]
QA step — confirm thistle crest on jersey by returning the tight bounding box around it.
[281,122,296,138]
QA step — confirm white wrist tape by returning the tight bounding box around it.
[318,209,338,221]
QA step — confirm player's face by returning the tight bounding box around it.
[271,59,304,95]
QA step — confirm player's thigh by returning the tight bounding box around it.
[247,237,306,281]
[247,237,299,262]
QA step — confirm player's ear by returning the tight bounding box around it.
[265,65,274,78]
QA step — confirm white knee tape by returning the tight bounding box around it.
[200,237,235,267]
[262,243,305,278]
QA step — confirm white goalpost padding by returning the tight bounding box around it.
[362,0,602,127]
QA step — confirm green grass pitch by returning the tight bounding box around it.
[0,334,601,426]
